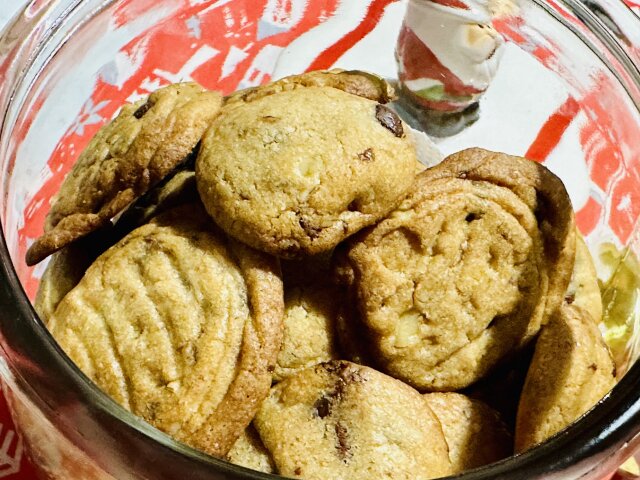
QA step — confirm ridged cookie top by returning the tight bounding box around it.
[196,86,419,258]
[47,205,283,457]
[34,170,199,324]
[254,360,453,480]
[26,83,222,265]
[339,148,575,390]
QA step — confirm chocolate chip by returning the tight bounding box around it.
[335,421,351,460]
[375,104,404,138]
[314,396,332,419]
[358,148,375,162]
[294,467,302,476]
[133,101,152,119]
[299,216,322,239]
[589,363,598,371]
[339,366,365,384]
[465,212,480,222]
[564,293,576,304]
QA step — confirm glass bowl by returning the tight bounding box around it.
[1,0,640,478]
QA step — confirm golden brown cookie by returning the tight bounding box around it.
[47,204,284,457]
[565,232,602,322]
[225,69,395,106]
[338,148,576,391]
[274,277,340,382]
[34,243,94,325]
[34,170,200,323]
[26,83,222,266]
[226,425,275,474]
[196,86,419,258]
[515,304,616,452]
[254,360,454,480]
[423,392,512,472]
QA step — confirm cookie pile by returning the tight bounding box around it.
[29,71,616,480]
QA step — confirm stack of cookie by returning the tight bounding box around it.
[28,71,616,480]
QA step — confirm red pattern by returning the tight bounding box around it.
[306,0,398,71]
[525,96,580,162]
[16,0,340,298]
[575,196,604,234]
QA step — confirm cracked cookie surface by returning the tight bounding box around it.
[338,148,575,391]
[47,204,284,457]
[254,360,453,480]
[26,83,222,266]
[196,86,418,258]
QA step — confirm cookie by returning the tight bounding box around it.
[338,148,575,390]
[112,168,198,235]
[26,83,222,266]
[47,204,284,457]
[34,170,199,324]
[226,425,275,474]
[34,243,93,325]
[423,392,512,472]
[515,304,615,452]
[254,360,453,480]
[196,86,419,258]
[565,232,602,322]
[225,69,395,106]
[274,277,340,382]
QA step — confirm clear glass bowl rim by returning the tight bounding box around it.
[0,0,640,478]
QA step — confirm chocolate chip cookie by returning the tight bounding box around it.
[254,360,453,480]
[337,148,575,391]
[47,204,284,457]
[26,83,222,266]
[196,86,419,258]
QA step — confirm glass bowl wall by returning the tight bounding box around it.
[1,0,640,478]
